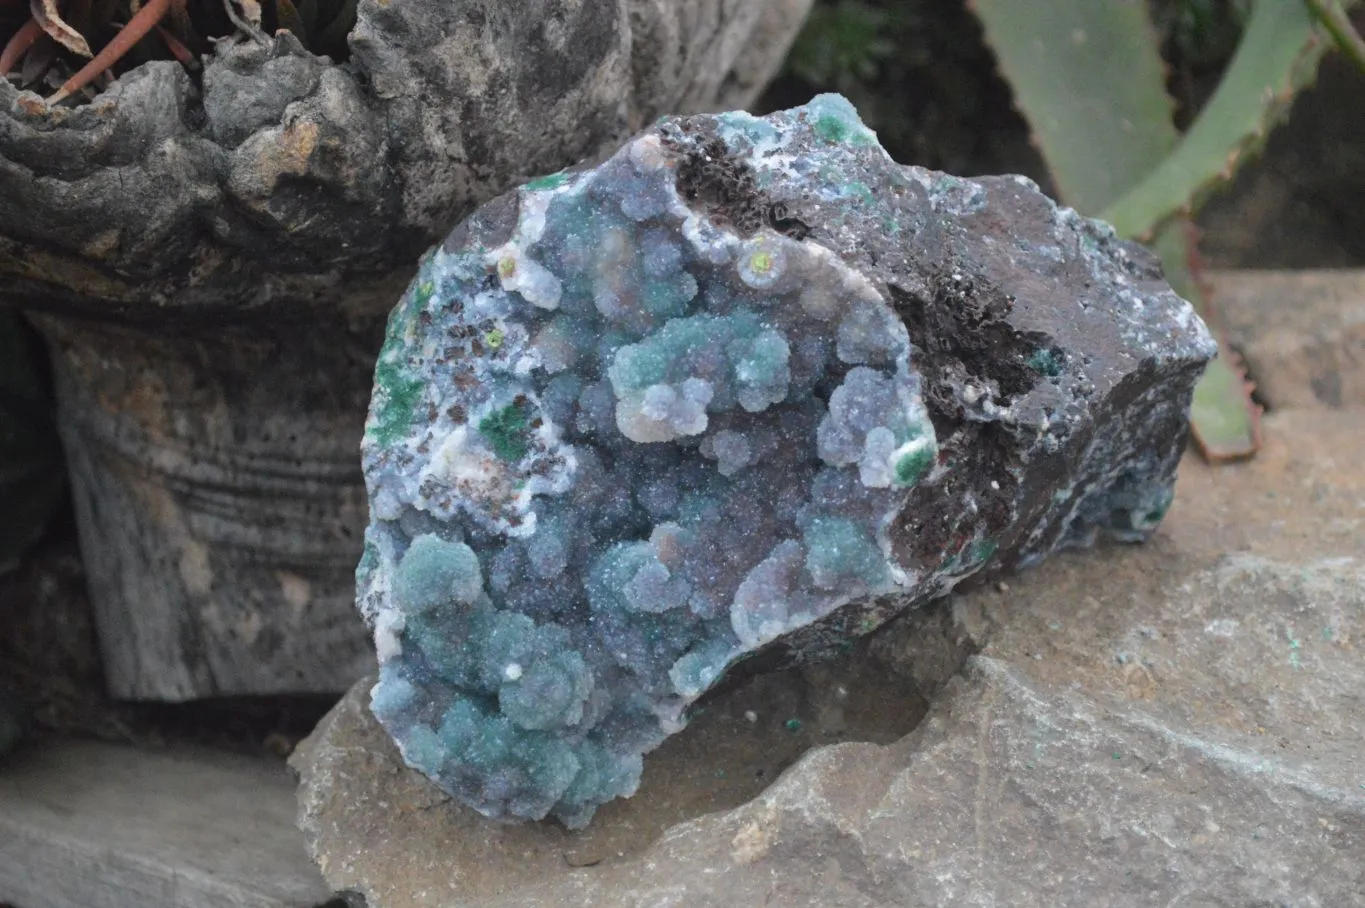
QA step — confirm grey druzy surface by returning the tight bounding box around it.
[356,95,1216,828]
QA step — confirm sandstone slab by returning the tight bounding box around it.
[296,407,1364,906]
[1,740,334,908]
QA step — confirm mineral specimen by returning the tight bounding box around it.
[357,94,1215,828]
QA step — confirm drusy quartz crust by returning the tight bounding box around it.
[358,95,1215,828]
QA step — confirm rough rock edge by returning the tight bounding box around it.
[0,0,813,313]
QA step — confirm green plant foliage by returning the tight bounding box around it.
[784,0,900,85]
[770,1,1261,182]
[1306,0,1365,73]
[1151,226,1262,457]
[0,311,64,573]
[971,0,1180,214]
[1101,0,1340,240]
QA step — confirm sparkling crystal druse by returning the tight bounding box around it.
[357,95,1216,827]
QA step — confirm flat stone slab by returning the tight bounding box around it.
[294,407,1365,906]
[0,739,333,908]
[292,649,928,905]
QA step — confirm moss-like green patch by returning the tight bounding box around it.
[1028,348,1062,377]
[356,538,380,583]
[526,171,572,191]
[814,114,850,144]
[369,359,424,447]
[813,115,874,147]
[383,279,434,351]
[843,181,874,206]
[967,539,998,564]
[479,401,532,462]
[894,446,935,487]
[1140,487,1175,525]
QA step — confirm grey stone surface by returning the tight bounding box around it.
[296,406,1365,906]
[1,739,334,908]
[293,648,929,907]
[0,689,20,756]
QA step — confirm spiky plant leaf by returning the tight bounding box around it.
[1151,224,1261,460]
[1306,0,1365,73]
[784,0,898,86]
[970,0,1179,212]
[1101,0,1344,240]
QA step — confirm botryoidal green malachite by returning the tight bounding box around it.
[357,95,1215,828]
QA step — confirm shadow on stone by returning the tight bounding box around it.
[291,613,966,905]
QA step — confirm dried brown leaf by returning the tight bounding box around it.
[30,0,93,58]
[47,0,171,103]
[0,18,44,75]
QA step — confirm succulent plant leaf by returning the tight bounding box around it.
[1305,0,1365,73]
[969,0,1179,215]
[969,0,1288,460]
[1101,0,1344,240]
[1152,223,1261,461]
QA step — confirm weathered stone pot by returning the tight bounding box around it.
[0,0,811,699]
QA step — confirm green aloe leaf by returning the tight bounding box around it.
[1101,0,1341,240]
[0,311,64,573]
[1306,0,1365,73]
[970,0,1179,212]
